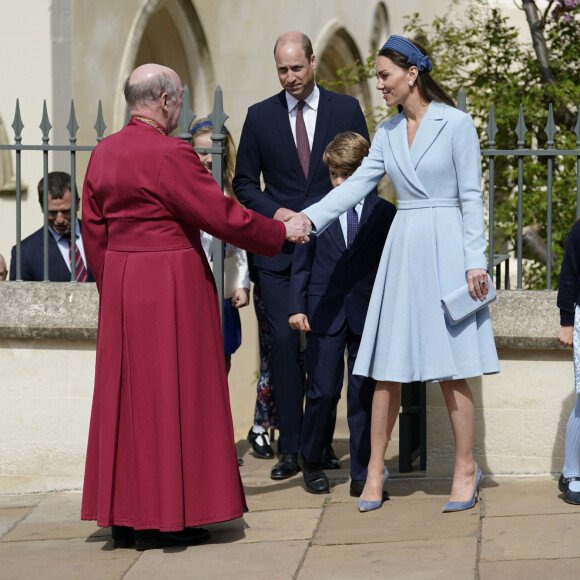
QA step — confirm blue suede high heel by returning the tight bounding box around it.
[442,466,483,512]
[357,466,389,513]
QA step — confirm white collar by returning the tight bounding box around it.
[286,84,320,113]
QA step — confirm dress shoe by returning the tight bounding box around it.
[112,525,135,549]
[442,465,483,512]
[270,453,300,480]
[559,473,580,505]
[358,466,389,512]
[135,527,210,551]
[247,427,275,459]
[350,479,390,501]
[298,452,330,494]
[321,445,341,470]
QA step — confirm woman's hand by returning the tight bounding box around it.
[466,268,489,301]
[231,287,250,309]
[557,326,573,348]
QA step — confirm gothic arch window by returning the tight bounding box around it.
[315,20,371,109]
[114,0,214,130]
[370,2,390,53]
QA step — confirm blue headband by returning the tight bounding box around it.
[189,119,229,136]
[381,35,433,73]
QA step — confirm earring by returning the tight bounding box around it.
[408,80,414,87]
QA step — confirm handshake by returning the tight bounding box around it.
[275,208,313,244]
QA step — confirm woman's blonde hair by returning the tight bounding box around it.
[190,117,237,197]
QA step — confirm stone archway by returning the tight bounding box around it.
[370,1,390,53]
[315,20,371,110]
[113,0,214,130]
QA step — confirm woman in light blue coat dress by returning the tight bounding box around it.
[297,36,499,512]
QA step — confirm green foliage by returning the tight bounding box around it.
[321,0,580,288]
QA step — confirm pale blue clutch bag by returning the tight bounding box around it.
[441,274,496,326]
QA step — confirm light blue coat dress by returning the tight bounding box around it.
[303,101,499,383]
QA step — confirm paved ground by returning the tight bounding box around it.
[1,440,579,579]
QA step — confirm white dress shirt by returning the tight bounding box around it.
[49,218,88,271]
[286,85,320,149]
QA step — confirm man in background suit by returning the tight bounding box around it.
[234,31,370,480]
[9,171,94,282]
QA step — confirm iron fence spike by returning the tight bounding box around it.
[515,104,527,147]
[208,85,229,135]
[177,84,196,141]
[40,100,52,143]
[94,101,107,141]
[486,104,498,147]
[11,99,23,142]
[67,100,80,143]
[544,103,557,147]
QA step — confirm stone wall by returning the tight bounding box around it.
[0,283,570,493]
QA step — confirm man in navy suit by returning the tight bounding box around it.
[234,31,371,480]
[288,132,396,494]
[9,171,94,282]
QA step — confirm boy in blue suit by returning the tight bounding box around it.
[288,132,396,494]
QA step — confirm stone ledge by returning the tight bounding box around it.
[0,284,564,348]
[490,289,560,349]
[0,282,98,339]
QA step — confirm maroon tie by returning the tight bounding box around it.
[63,233,88,282]
[296,100,310,178]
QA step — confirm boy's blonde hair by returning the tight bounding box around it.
[323,131,370,173]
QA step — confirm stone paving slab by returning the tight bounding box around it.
[481,513,579,561]
[299,537,477,580]
[0,537,138,580]
[479,558,580,579]
[125,540,308,580]
[244,481,327,511]
[315,498,479,545]
[1,491,106,542]
[0,507,30,536]
[482,476,580,517]
[205,508,320,544]
[0,493,49,509]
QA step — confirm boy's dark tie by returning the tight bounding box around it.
[347,207,359,247]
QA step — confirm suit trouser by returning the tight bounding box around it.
[255,266,303,454]
[301,322,375,481]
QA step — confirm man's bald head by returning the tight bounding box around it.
[274,31,313,61]
[124,64,180,109]
[123,63,183,133]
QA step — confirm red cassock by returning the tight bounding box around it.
[80,119,285,531]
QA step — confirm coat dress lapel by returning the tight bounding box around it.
[385,101,448,198]
[409,101,447,169]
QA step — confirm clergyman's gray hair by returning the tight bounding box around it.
[123,70,178,107]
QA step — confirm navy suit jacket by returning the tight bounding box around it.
[9,221,95,282]
[233,85,371,271]
[288,193,396,336]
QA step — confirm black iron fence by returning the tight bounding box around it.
[2,88,579,291]
[0,85,228,299]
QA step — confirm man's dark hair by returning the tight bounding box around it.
[37,171,77,207]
